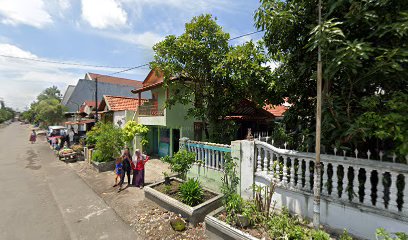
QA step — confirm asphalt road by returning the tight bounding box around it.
[0,123,139,240]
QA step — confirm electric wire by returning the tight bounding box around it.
[0,29,265,73]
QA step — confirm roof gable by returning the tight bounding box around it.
[100,95,147,111]
[142,70,164,87]
[87,73,143,88]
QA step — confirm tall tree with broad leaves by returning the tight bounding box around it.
[151,14,275,143]
[255,0,408,157]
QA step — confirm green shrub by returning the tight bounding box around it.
[88,122,125,162]
[312,230,331,240]
[161,150,196,180]
[122,121,149,146]
[340,229,353,240]
[376,228,408,240]
[178,178,204,206]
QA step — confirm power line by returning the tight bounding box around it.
[0,29,264,71]
[0,54,133,69]
[229,30,264,41]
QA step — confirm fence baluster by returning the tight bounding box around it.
[362,168,370,205]
[341,165,349,201]
[257,146,262,172]
[332,163,339,198]
[377,171,386,209]
[389,172,399,211]
[294,159,301,189]
[275,155,281,182]
[304,159,310,191]
[263,150,268,171]
[290,157,295,188]
[322,162,328,195]
[215,150,219,170]
[352,167,360,203]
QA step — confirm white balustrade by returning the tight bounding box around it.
[253,140,408,216]
[184,140,231,171]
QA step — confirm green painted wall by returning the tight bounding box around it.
[187,165,224,193]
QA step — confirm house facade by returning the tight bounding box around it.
[132,70,196,157]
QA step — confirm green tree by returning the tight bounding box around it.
[151,14,273,143]
[37,85,62,102]
[0,100,15,123]
[255,0,408,156]
[35,98,66,126]
[21,86,66,126]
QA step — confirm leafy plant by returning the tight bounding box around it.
[253,181,276,219]
[161,150,196,180]
[376,228,408,240]
[164,184,172,194]
[340,229,354,240]
[123,121,149,147]
[255,0,408,156]
[312,230,331,240]
[90,122,125,162]
[178,178,204,206]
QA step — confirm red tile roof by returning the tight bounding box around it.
[103,95,147,111]
[88,73,143,88]
[263,104,288,117]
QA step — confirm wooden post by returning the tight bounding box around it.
[313,0,323,229]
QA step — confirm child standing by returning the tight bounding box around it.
[113,157,123,187]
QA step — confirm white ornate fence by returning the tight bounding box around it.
[181,138,231,171]
[254,140,408,215]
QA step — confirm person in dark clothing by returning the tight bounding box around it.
[118,147,132,192]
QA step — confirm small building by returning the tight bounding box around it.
[98,95,147,128]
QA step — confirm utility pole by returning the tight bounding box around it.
[313,0,323,229]
[95,77,98,123]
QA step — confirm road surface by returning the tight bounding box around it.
[0,123,139,240]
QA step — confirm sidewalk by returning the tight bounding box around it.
[69,158,207,240]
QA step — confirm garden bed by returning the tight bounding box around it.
[206,207,260,240]
[91,160,115,172]
[206,207,349,240]
[144,177,223,225]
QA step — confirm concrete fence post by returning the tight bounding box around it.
[231,140,255,199]
[179,137,189,151]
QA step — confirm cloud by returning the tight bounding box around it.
[81,0,127,29]
[102,31,164,49]
[0,0,52,28]
[58,0,70,11]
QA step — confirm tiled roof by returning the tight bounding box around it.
[104,95,148,111]
[263,104,288,117]
[88,73,143,88]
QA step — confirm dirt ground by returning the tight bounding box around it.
[69,159,208,240]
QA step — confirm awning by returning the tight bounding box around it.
[64,119,95,125]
